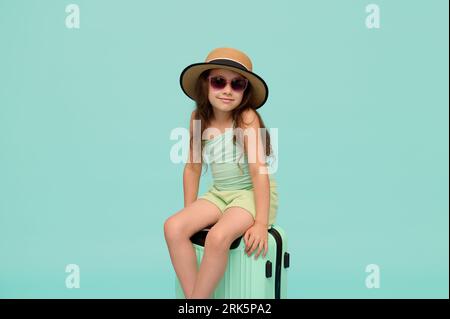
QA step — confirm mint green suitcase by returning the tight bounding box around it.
[175,224,289,299]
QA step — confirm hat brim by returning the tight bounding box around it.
[180,62,268,109]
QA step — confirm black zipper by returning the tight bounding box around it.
[268,227,282,299]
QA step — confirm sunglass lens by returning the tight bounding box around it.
[231,78,248,91]
[210,77,226,89]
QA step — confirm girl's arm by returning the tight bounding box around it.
[243,109,270,226]
[183,110,202,207]
[242,109,271,258]
[249,172,270,227]
[183,163,201,207]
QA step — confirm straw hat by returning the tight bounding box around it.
[179,47,269,109]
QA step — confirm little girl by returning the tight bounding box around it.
[164,47,278,299]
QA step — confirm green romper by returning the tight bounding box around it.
[198,124,278,225]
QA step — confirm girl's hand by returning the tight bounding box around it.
[244,222,268,259]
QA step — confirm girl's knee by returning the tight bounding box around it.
[205,228,233,250]
[164,214,185,241]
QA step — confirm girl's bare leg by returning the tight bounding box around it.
[190,207,254,299]
[164,199,221,298]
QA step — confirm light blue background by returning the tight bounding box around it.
[0,0,448,298]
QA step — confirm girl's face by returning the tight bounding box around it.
[207,68,247,113]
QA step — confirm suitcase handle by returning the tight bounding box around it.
[265,261,273,278]
[190,230,242,249]
[284,252,290,268]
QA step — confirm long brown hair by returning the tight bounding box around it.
[189,69,274,174]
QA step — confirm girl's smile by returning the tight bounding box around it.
[217,97,234,104]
